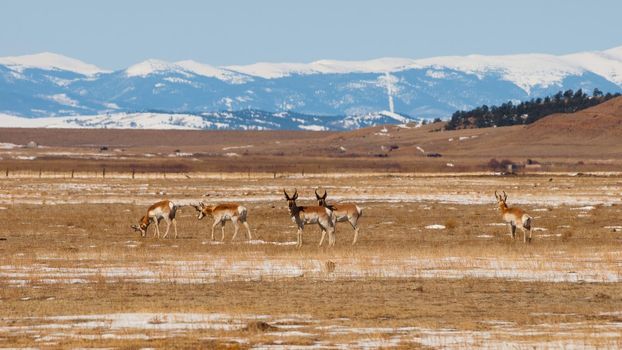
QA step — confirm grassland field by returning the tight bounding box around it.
[0,172,621,349]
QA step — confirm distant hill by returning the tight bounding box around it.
[2,97,622,173]
[523,95,622,140]
[0,110,413,131]
[445,89,621,130]
[308,96,622,160]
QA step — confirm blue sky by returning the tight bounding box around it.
[1,0,621,69]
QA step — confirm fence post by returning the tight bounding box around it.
[132,169,135,179]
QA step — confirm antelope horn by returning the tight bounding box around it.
[494,190,499,199]
[283,189,290,200]
[503,191,507,201]
[315,188,321,199]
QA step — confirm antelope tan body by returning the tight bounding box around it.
[316,189,363,245]
[495,191,532,243]
[131,200,178,238]
[193,202,252,241]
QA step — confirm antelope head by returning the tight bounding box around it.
[193,202,214,220]
[315,188,328,207]
[494,190,508,208]
[193,202,207,220]
[131,215,149,237]
[283,189,299,211]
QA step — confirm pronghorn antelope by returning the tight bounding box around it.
[283,189,335,248]
[192,202,252,241]
[315,189,363,245]
[131,200,178,238]
[495,191,533,243]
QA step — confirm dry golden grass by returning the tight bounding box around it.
[0,174,621,348]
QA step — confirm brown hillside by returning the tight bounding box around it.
[418,96,622,158]
[523,96,622,141]
[2,97,622,172]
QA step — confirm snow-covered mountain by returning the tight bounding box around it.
[0,110,411,131]
[0,52,108,76]
[1,46,622,130]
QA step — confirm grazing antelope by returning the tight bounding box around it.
[283,189,335,248]
[192,202,252,241]
[131,200,178,238]
[315,189,363,245]
[495,191,533,243]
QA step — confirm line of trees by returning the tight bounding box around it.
[445,88,621,130]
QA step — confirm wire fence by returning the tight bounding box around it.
[0,168,564,180]
[0,168,434,180]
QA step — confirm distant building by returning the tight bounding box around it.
[506,164,518,174]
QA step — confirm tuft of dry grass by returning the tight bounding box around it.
[244,321,278,332]
[444,218,457,230]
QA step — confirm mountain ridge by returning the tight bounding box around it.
[2,46,622,130]
[5,46,622,86]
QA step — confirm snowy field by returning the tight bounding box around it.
[1,174,621,348]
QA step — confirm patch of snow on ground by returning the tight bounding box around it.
[571,206,595,211]
[246,240,298,246]
[425,224,446,229]
[2,251,622,284]
[222,145,254,151]
[0,142,20,149]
